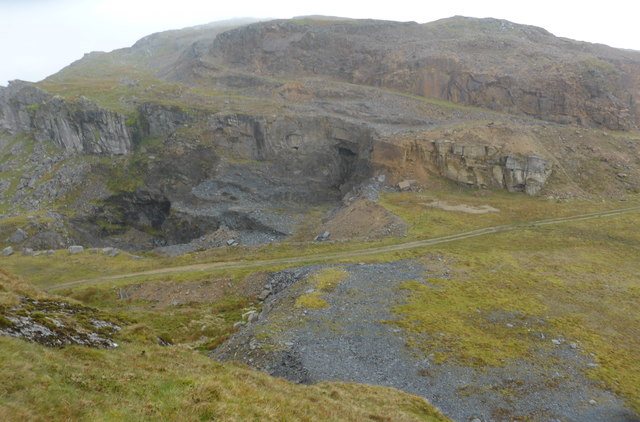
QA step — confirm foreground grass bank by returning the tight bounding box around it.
[0,270,449,421]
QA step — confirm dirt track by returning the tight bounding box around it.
[45,205,640,291]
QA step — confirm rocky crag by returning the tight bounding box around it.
[431,140,552,195]
[0,82,132,154]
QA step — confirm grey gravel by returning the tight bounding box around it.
[214,260,639,422]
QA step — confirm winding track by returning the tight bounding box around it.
[44,205,640,291]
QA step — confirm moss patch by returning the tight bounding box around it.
[295,292,330,309]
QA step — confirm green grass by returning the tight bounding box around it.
[0,336,450,421]
[65,285,250,352]
[2,187,639,416]
[379,189,640,239]
[309,267,348,291]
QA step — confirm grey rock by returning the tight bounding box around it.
[33,250,55,256]
[0,81,132,155]
[102,247,120,257]
[7,228,28,243]
[68,245,84,254]
[22,248,34,256]
[226,239,236,246]
[214,260,636,422]
[1,246,14,256]
[258,289,271,301]
[0,297,120,348]
[24,230,68,250]
[243,311,260,323]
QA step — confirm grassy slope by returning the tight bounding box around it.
[0,270,449,422]
[0,336,449,422]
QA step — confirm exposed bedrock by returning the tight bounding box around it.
[72,113,377,249]
[0,81,133,154]
[372,138,552,196]
[431,140,552,195]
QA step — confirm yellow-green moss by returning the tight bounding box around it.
[309,267,348,291]
[295,292,329,309]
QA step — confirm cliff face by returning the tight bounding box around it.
[202,17,640,130]
[432,140,552,195]
[0,81,133,155]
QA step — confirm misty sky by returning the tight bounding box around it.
[1,0,639,86]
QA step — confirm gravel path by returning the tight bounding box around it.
[213,260,639,422]
[44,205,640,292]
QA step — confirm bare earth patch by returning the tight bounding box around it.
[121,272,268,307]
[422,199,500,214]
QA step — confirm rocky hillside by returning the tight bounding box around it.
[187,16,640,130]
[0,16,639,254]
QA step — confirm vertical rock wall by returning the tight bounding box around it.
[431,140,552,195]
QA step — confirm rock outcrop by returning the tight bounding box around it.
[0,81,132,154]
[432,140,552,195]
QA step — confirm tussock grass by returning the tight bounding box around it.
[0,336,451,422]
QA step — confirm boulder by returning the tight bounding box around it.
[33,250,55,256]
[397,180,416,191]
[2,246,14,256]
[7,228,27,244]
[68,245,84,254]
[22,248,34,256]
[102,247,120,257]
